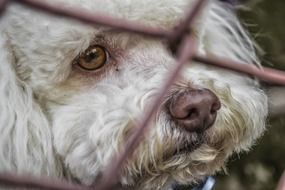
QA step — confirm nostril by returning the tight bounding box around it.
[168,92,195,119]
[187,108,199,119]
[210,109,216,115]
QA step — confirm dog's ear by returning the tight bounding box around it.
[0,33,60,176]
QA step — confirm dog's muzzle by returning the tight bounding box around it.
[167,88,221,133]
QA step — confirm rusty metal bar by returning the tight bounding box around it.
[168,0,208,51]
[173,0,207,37]
[193,55,285,86]
[0,173,91,190]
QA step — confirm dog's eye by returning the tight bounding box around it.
[77,45,108,71]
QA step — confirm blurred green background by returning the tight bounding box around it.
[215,1,285,189]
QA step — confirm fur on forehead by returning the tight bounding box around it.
[6,0,258,64]
[6,0,209,37]
[46,0,194,26]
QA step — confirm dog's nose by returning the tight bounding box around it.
[168,88,221,133]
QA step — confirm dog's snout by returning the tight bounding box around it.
[168,88,221,133]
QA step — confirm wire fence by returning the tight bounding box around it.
[0,0,285,189]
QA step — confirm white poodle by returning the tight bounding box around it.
[0,0,268,189]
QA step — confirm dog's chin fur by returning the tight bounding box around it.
[0,0,268,189]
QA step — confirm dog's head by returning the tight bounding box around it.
[0,0,268,189]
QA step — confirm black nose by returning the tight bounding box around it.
[168,88,221,133]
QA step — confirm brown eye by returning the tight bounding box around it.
[77,45,108,71]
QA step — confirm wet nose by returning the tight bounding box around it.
[168,88,221,133]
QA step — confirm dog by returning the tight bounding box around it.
[0,0,268,189]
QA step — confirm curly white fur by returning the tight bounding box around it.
[0,0,267,189]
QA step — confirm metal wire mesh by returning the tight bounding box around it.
[0,0,285,189]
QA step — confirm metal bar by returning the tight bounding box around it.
[14,0,170,39]
[169,0,208,48]
[193,54,285,86]
[0,173,91,190]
